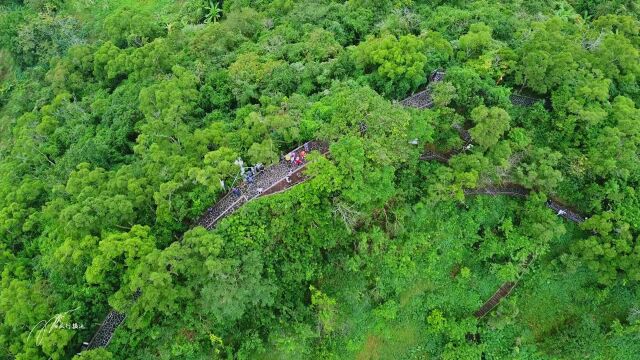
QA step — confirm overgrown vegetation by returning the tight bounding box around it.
[1,0,640,359]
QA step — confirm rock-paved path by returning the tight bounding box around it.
[83,310,126,350]
[82,141,328,351]
[510,93,543,107]
[474,282,517,318]
[196,141,328,230]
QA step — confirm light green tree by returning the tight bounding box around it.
[469,105,511,149]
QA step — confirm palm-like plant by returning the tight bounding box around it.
[203,0,222,24]
[553,1,576,21]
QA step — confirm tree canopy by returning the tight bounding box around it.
[1,0,640,359]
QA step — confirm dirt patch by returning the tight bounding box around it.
[356,335,382,360]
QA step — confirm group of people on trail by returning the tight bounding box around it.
[229,144,311,198]
[231,164,265,197]
[284,149,307,167]
[283,143,313,183]
[245,163,264,183]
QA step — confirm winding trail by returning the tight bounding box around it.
[83,73,578,351]
[409,73,586,317]
[464,183,586,317]
[445,168,584,318]
[431,160,586,318]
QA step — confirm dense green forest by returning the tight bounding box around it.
[2,0,640,359]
